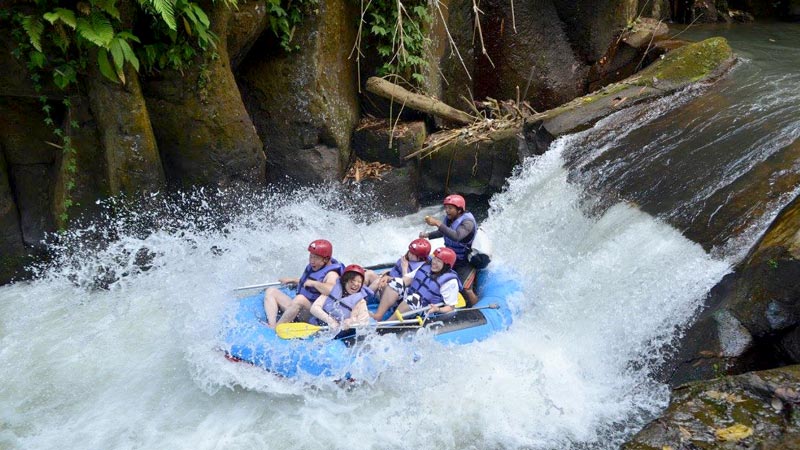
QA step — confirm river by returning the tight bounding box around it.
[0,22,798,450]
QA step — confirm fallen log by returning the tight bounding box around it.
[365,77,475,125]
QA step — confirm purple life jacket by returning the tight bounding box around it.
[297,258,344,301]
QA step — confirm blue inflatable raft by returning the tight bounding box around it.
[222,269,520,378]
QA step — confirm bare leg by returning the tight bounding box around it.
[371,288,400,321]
[264,288,292,328]
[277,295,312,324]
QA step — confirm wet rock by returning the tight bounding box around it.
[0,98,56,165]
[639,0,671,20]
[9,164,54,246]
[144,1,266,187]
[418,128,522,196]
[227,1,269,69]
[669,193,800,385]
[476,0,587,111]
[552,0,638,65]
[85,53,165,196]
[268,144,342,184]
[589,18,671,90]
[51,97,110,228]
[692,0,722,23]
[352,120,427,167]
[527,36,735,141]
[624,365,800,450]
[350,166,420,217]
[423,0,476,116]
[239,0,358,184]
[0,150,25,284]
[790,0,800,20]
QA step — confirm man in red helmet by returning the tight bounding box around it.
[368,238,432,320]
[420,194,480,306]
[263,239,344,328]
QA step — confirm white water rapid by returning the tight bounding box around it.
[0,127,730,449]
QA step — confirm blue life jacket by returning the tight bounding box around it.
[443,212,477,262]
[297,258,344,301]
[388,256,429,278]
[320,283,374,322]
[408,263,462,307]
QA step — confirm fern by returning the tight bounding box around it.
[140,0,178,31]
[76,13,114,48]
[43,8,77,29]
[21,15,44,52]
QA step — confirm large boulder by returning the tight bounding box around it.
[51,96,110,228]
[475,0,587,111]
[9,164,54,246]
[588,17,671,90]
[624,365,800,449]
[349,166,420,217]
[0,97,56,165]
[423,0,476,114]
[143,2,266,187]
[417,127,523,196]
[227,1,269,69]
[639,0,671,20]
[352,120,427,167]
[0,149,25,284]
[669,193,800,385]
[86,57,165,196]
[552,0,638,64]
[238,0,359,183]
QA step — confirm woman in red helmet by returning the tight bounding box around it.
[393,247,462,316]
[421,194,479,305]
[368,238,432,320]
[309,264,373,330]
[263,239,344,328]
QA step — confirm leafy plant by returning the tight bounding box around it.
[363,0,432,86]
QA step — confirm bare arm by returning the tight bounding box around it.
[310,295,338,328]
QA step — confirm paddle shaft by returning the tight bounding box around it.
[235,262,394,293]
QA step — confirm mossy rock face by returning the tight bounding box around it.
[631,37,735,90]
[144,3,266,187]
[239,0,358,183]
[418,128,521,196]
[624,365,800,449]
[0,150,25,284]
[424,0,475,115]
[349,166,420,217]
[475,0,586,111]
[0,98,57,165]
[86,60,165,196]
[352,120,427,167]
[227,2,269,70]
[669,194,800,386]
[52,96,110,229]
[552,0,638,64]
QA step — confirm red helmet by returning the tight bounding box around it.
[408,238,431,259]
[443,194,466,210]
[433,247,456,267]
[343,264,365,278]
[308,239,333,258]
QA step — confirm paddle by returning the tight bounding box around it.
[276,316,424,340]
[234,262,395,293]
[393,302,500,321]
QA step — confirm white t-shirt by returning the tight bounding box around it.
[439,278,460,307]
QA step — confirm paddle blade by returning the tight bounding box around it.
[276,322,325,339]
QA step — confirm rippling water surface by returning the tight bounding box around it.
[1,22,798,450]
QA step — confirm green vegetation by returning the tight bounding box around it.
[362,0,431,86]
